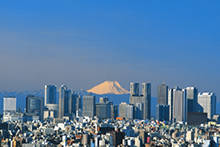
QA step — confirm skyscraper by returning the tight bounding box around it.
[44,85,57,106]
[198,92,216,119]
[119,102,134,120]
[96,97,111,119]
[82,95,96,117]
[58,85,72,119]
[173,87,187,122]
[130,82,139,96]
[3,97,16,112]
[76,95,82,117]
[157,83,168,105]
[71,92,78,116]
[168,88,174,121]
[142,83,151,120]
[64,89,72,116]
[186,87,198,112]
[26,95,43,119]
[157,83,169,121]
[111,105,118,119]
[156,104,169,121]
[129,82,151,120]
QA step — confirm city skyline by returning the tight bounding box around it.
[2,82,217,122]
[2,81,219,120]
[0,80,218,101]
[0,1,219,100]
[0,81,219,146]
[0,1,220,146]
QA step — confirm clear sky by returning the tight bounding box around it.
[0,0,219,98]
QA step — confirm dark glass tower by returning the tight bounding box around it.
[157,83,168,105]
[26,95,43,119]
[44,85,57,106]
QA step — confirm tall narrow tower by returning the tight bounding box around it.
[168,88,174,121]
[58,85,68,119]
[44,85,57,106]
[173,87,187,122]
[142,82,151,120]
[158,83,168,105]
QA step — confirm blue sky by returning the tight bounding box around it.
[0,0,219,98]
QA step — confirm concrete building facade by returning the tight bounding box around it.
[198,92,216,119]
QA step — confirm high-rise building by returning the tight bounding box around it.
[157,83,168,105]
[26,95,43,119]
[156,104,169,121]
[65,89,72,116]
[3,97,16,112]
[58,85,72,119]
[59,85,66,118]
[76,95,82,117]
[82,95,96,117]
[173,87,187,122]
[119,102,134,120]
[129,82,151,120]
[198,92,216,119]
[71,92,78,116]
[142,83,151,120]
[96,97,111,119]
[186,87,198,112]
[187,112,207,125]
[43,104,59,119]
[130,82,139,96]
[130,95,144,119]
[44,85,57,106]
[168,88,174,121]
[111,105,118,119]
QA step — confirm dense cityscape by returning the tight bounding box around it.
[1,0,220,146]
[0,82,219,146]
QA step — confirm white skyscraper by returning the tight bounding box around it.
[3,97,16,112]
[119,102,134,120]
[198,92,216,119]
[173,87,187,122]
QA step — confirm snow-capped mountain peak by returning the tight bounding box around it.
[87,81,129,95]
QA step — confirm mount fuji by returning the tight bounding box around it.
[87,81,129,95]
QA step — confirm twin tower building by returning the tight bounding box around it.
[44,84,81,119]
[129,82,151,120]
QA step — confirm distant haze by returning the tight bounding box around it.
[0,1,219,100]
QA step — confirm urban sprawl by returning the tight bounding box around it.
[1,82,219,146]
